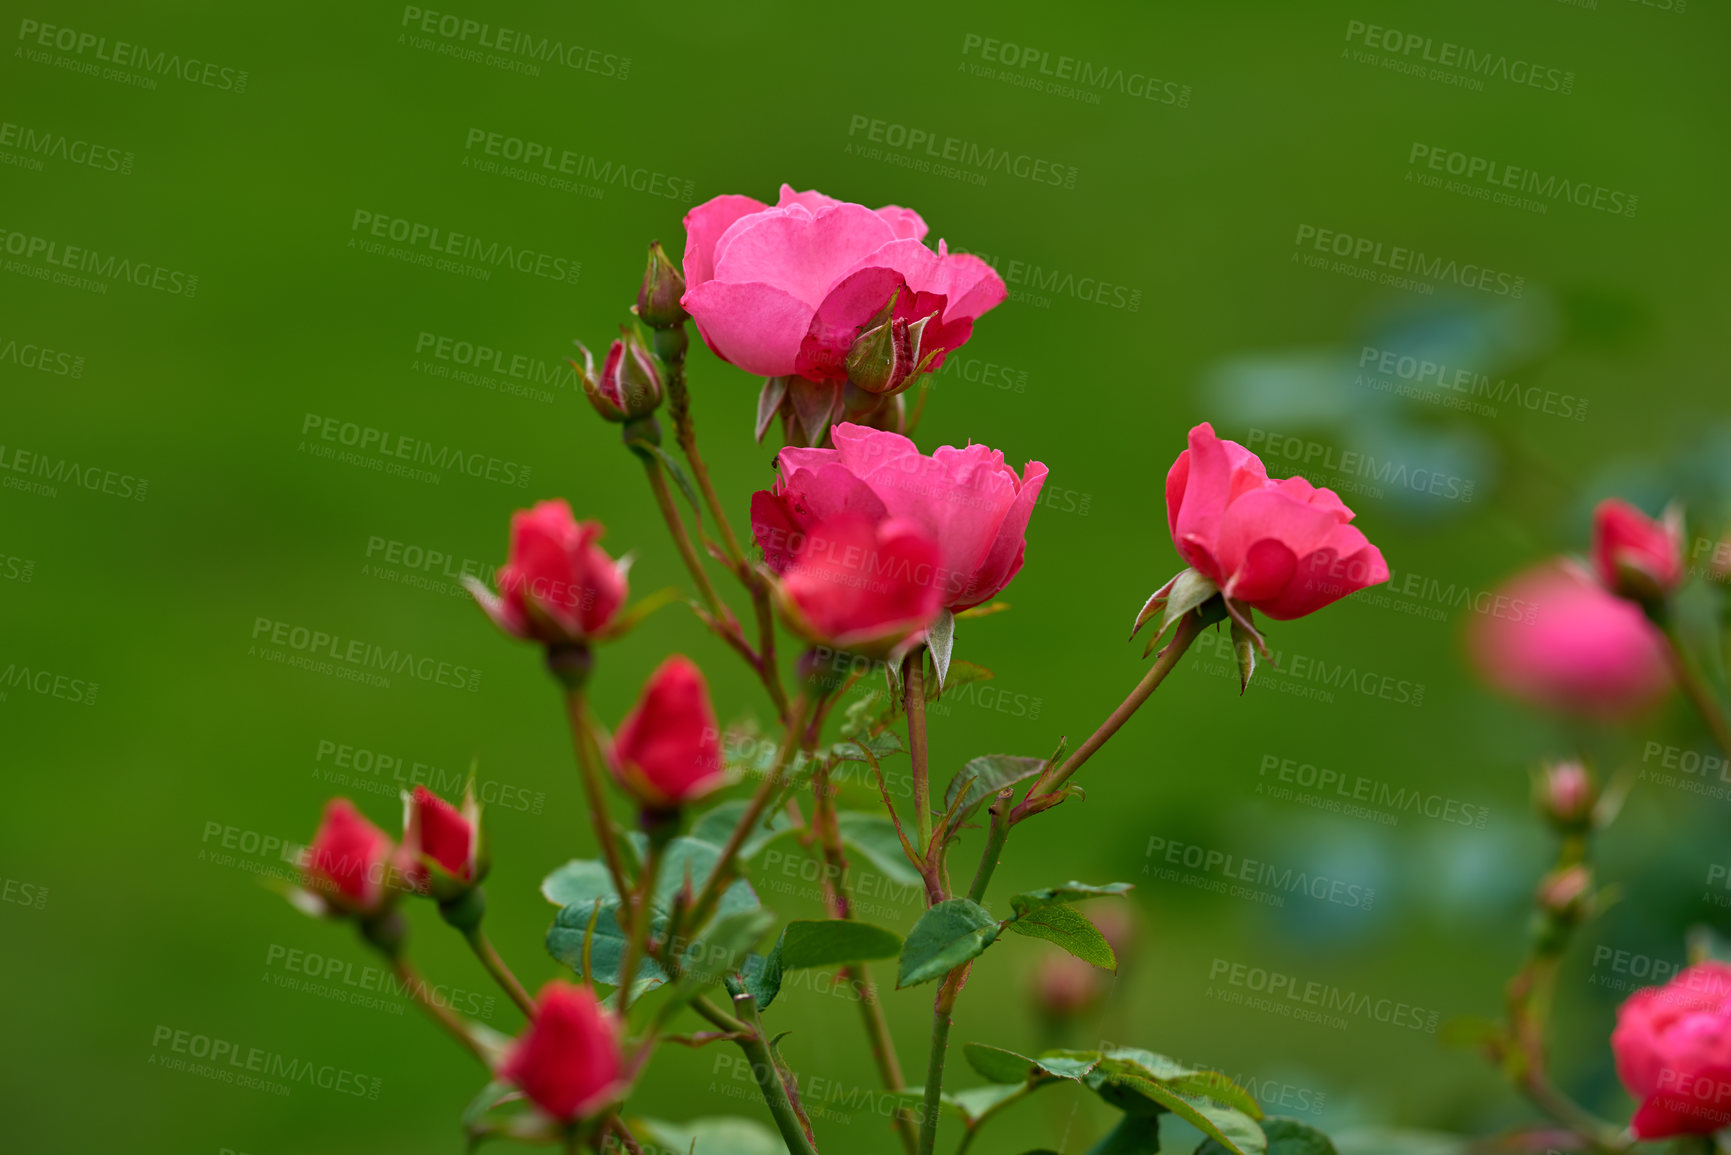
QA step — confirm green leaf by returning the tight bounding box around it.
[928,609,956,690]
[780,918,902,968]
[1010,882,1134,918]
[943,755,1048,826]
[1008,904,1116,970]
[965,1042,1037,1085]
[1035,1050,1103,1081]
[1198,1118,1336,1155]
[897,898,1000,987]
[637,1115,786,1155]
[545,901,668,988]
[950,1083,1025,1124]
[1095,1050,1261,1121]
[653,836,759,918]
[1088,1075,1266,1155]
[669,907,777,997]
[1087,1114,1162,1154]
[690,800,799,860]
[540,859,620,908]
[1328,1129,1464,1155]
[1229,617,1257,693]
[755,377,789,444]
[837,811,924,889]
[740,945,783,1010]
[461,1079,513,1128]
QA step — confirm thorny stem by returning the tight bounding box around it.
[1023,615,1203,813]
[1657,617,1731,759]
[903,649,933,858]
[615,835,665,1014]
[725,982,823,1155]
[464,928,536,1018]
[918,967,969,1155]
[967,792,1014,905]
[563,690,634,932]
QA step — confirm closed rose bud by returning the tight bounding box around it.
[1535,863,1592,922]
[576,328,663,423]
[1613,962,1731,1138]
[1164,423,1388,620]
[611,655,727,811]
[469,501,628,646]
[1468,561,1671,718]
[636,240,687,330]
[1593,498,1684,604]
[304,799,395,913]
[774,512,945,658]
[1535,761,1596,830]
[1033,952,1104,1018]
[401,784,483,899]
[502,982,624,1122]
[844,295,936,396]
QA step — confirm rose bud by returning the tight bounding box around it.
[400,784,486,904]
[1162,423,1388,621]
[1534,760,1597,831]
[1613,962,1731,1139]
[1592,498,1684,604]
[635,240,687,330]
[611,655,728,813]
[574,328,663,423]
[1467,561,1670,719]
[501,981,625,1123]
[679,185,1004,385]
[844,293,937,396]
[468,501,629,649]
[304,799,396,916]
[774,512,945,659]
[1033,952,1105,1019]
[751,423,1046,612]
[1535,863,1592,923]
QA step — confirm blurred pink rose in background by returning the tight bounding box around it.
[1467,561,1670,717]
[1613,961,1731,1139]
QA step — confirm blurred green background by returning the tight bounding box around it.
[4,0,1729,1151]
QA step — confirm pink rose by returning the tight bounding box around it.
[775,513,945,657]
[1467,561,1671,718]
[1613,962,1731,1139]
[751,422,1046,612]
[471,501,628,645]
[502,982,624,1122]
[679,185,1005,382]
[1164,423,1388,620]
[304,799,395,912]
[401,785,480,893]
[1593,498,1684,600]
[611,656,728,810]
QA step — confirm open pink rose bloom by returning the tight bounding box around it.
[1614,962,1731,1138]
[680,185,1006,382]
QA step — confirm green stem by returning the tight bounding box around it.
[641,454,734,628]
[727,984,822,1155]
[665,352,747,569]
[563,690,634,930]
[464,928,535,1018]
[917,969,966,1155]
[1658,618,1731,758]
[616,836,665,1013]
[967,793,1013,905]
[1028,615,1203,807]
[903,649,933,857]
[390,955,491,1067]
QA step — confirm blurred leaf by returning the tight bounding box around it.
[780,918,901,968]
[1008,904,1116,970]
[539,859,618,908]
[1087,1114,1162,1154]
[943,755,1048,826]
[1036,1049,1104,1080]
[690,800,799,860]
[1198,1118,1337,1155]
[898,898,999,987]
[1329,1129,1470,1155]
[950,1082,1025,1123]
[637,1115,785,1155]
[837,811,924,889]
[667,907,776,1000]
[1084,1071,1265,1154]
[1010,882,1134,918]
[545,901,667,988]
[965,1042,1037,1085]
